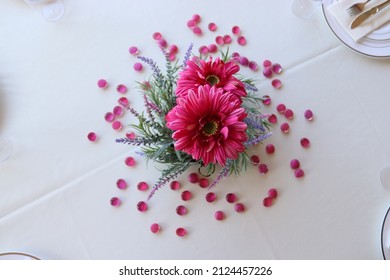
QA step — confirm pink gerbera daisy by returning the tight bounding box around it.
[166,85,247,166]
[176,57,247,100]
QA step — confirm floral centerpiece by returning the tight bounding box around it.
[116,45,272,199]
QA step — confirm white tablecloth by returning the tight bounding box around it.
[0,0,390,260]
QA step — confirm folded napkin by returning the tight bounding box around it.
[328,0,390,41]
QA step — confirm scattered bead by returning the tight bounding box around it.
[110,197,121,207]
[208,44,218,53]
[250,155,260,165]
[223,35,232,44]
[116,84,127,94]
[137,201,148,212]
[304,109,314,121]
[188,173,199,183]
[137,181,149,191]
[276,104,286,114]
[169,44,178,54]
[97,79,108,88]
[232,25,241,35]
[272,63,282,74]
[237,35,247,46]
[215,35,224,45]
[268,188,278,199]
[113,106,123,117]
[294,168,305,178]
[285,109,294,120]
[192,14,201,23]
[170,180,181,190]
[268,114,278,124]
[263,67,273,78]
[128,46,139,55]
[158,39,167,48]
[214,211,225,221]
[280,122,290,133]
[205,192,217,203]
[263,197,273,207]
[116,179,128,190]
[118,97,129,106]
[266,144,275,154]
[193,26,202,35]
[152,32,162,40]
[150,223,161,234]
[112,120,122,131]
[198,178,209,188]
[104,112,115,122]
[258,163,269,174]
[176,227,187,237]
[199,45,209,55]
[126,131,136,139]
[290,159,300,169]
[239,56,249,66]
[262,95,271,105]
[87,132,97,142]
[181,190,192,201]
[263,60,272,68]
[226,193,237,203]
[133,62,143,72]
[234,203,245,213]
[249,61,258,71]
[271,79,282,89]
[300,137,311,148]
[176,205,188,216]
[125,156,136,167]
[208,22,217,31]
[186,19,196,28]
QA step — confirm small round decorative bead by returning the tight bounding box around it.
[300,137,311,148]
[126,131,136,139]
[104,112,115,122]
[290,159,300,169]
[137,181,149,191]
[304,109,314,120]
[205,192,217,203]
[249,61,258,71]
[239,56,249,66]
[87,132,97,142]
[116,179,128,190]
[170,180,181,190]
[150,223,161,234]
[268,188,278,199]
[188,173,199,183]
[116,84,127,94]
[133,62,143,72]
[285,109,294,120]
[262,95,271,105]
[271,79,282,89]
[258,163,269,174]
[263,60,272,67]
[250,155,260,165]
[263,67,273,78]
[118,97,128,106]
[110,197,121,207]
[268,114,278,124]
[176,205,188,216]
[192,26,202,35]
[223,35,232,44]
[125,156,136,167]
[215,36,224,45]
[263,197,273,207]
[280,123,290,133]
[214,211,225,221]
[208,22,217,31]
[294,168,305,178]
[276,104,286,114]
[266,144,275,154]
[199,45,209,55]
[192,14,201,23]
[198,178,209,188]
[112,120,122,130]
[232,25,241,35]
[208,44,218,53]
[113,106,123,117]
[272,63,282,74]
[186,19,196,28]
[226,193,237,203]
[181,190,192,201]
[158,39,167,48]
[237,35,247,46]
[97,79,108,88]
[234,203,245,213]
[137,201,148,212]
[152,32,162,40]
[169,44,178,54]
[176,227,187,237]
[128,46,139,55]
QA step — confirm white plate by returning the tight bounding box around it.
[322,0,390,58]
[381,207,390,259]
[0,252,39,260]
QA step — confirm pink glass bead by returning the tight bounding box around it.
[137,181,149,191]
[237,35,247,46]
[152,32,162,40]
[199,45,209,55]
[276,103,286,114]
[272,79,282,89]
[294,168,305,178]
[263,67,273,78]
[158,39,168,48]
[263,60,272,67]
[168,53,176,62]
[125,156,136,167]
[231,52,240,59]
[186,19,196,28]
[208,22,217,31]
[215,36,224,45]
[97,79,108,88]
[232,25,241,35]
[169,44,178,54]
[192,14,201,23]
[304,109,314,121]
[176,227,187,237]
[205,192,216,203]
[198,178,209,188]
[239,56,249,66]
[126,131,136,139]
[268,114,278,124]
[280,122,290,133]
[234,203,245,213]
[285,109,294,120]
[170,180,181,190]
[150,223,160,234]
[258,163,269,174]
[116,179,128,190]
[226,193,237,203]
[193,27,202,35]
[268,188,278,199]
[266,144,275,154]
[249,61,258,71]
[116,84,127,94]
[208,44,218,53]
[110,197,121,207]
[290,159,300,169]
[300,137,311,148]
[118,97,129,106]
[223,35,232,44]
[129,46,139,55]
[188,173,199,183]
[181,190,192,201]
[214,211,225,221]
[87,132,97,142]
[250,155,260,165]
[133,62,143,72]
[176,205,188,216]
[263,197,273,207]
[262,95,271,105]
[137,201,148,212]
[272,63,282,74]
[112,120,122,130]
[113,106,123,117]
[104,112,115,122]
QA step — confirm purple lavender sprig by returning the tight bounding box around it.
[182,43,193,68]
[209,160,232,189]
[244,132,272,147]
[116,137,159,146]
[137,56,164,87]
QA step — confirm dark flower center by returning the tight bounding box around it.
[201,120,219,137]
[205,74,220,86]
